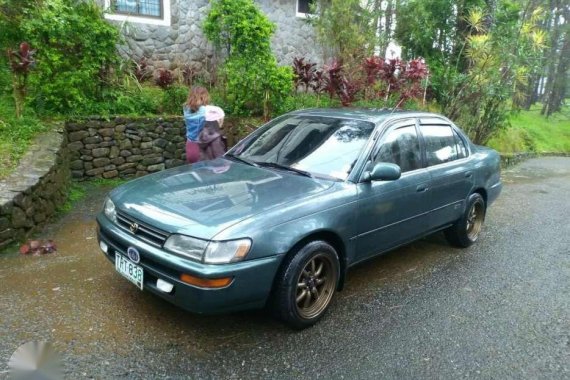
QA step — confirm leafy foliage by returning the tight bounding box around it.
[292,57,317,92]
[18,0,120,115]
[310,0,378,65]
[203,0,275,57]
[133,57,151,83]
[204,0,293,118]
[154,68,175,89]
[395,0,549,144]
[291,56,429,107]
[181,64,197,86]
[161,85,189,114]
[7,42,36,117]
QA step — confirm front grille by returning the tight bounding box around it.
[116,210,169,247]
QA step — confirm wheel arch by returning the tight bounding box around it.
[274,230,348,293]
[472,187,488,205]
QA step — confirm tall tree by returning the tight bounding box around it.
[541,0,570,116]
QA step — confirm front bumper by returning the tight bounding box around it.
[96,214,283,314]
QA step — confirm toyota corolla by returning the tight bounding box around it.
[96,109,502,328]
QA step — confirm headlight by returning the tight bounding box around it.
[204,239,251,264]
[164,235,251,264]
[104,198,117,223]
[164,234,208,261]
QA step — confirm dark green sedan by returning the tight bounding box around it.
[96,109,502,328]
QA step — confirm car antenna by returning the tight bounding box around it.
[390,98,406,114]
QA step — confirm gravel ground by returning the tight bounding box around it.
[0,157,569,379]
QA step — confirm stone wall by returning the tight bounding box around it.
[0,132,70,250]
[66,117,187,180]
[101,0,322,74]
[500,152,570,168]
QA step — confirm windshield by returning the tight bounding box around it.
[230,115,375,180]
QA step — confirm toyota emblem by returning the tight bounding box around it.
[129,222,139,234]
[127,246,141,264]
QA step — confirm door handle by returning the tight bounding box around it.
[465,171,473,178]
[416,184,428,192]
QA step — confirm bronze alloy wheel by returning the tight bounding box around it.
[466,200,484,241]
[295,253,337,320]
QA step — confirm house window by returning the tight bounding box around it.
[104,0,171,26]
[112,0,162,18]
[297,0,316,17]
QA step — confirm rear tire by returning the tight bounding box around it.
[272,240,340,329]
[445,193,486,248]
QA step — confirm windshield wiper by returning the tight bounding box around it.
[257,162,313,178]
[225,153,259,167]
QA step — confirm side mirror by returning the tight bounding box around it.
[362,162,401,182]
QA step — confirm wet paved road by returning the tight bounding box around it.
[1,157,569,379]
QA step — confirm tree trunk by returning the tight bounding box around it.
[541,0,562,115]
[544,20,570,116]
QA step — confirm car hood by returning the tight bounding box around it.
[110,158,334,240]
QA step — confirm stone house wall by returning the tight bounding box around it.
[100,0,322,74]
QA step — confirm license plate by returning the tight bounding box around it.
[115,252,144,290]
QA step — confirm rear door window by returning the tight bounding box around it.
[420,125,458,166]
[454,130,468,159]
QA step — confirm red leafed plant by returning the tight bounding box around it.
[292,57,317,92]
[154,68,175,89]
[403,59,429,80]
[362,56,384,85]
[19,240,57,255]
[311,70,328,95]
[323,59,344,99]
[323,60,362,106]
[361,55,429,107]
[7,42,36,118]
[291,55,430,108]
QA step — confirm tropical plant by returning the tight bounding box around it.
[133,57,151,83]
[292,55,429,108]
[203,0,293,118]
[309,0,378,66]
[7,42,35,118]
[19,0,121,115]
[292,57,317,92]
[203,0,275,57]
[154,68,175,89]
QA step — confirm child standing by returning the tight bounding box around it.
[198,105,227,161]
[183,86,210,163]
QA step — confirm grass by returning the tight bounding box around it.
[58,182,87,213]
[57,178,128,214]
[0,96,51,179]
[487,104,570,154]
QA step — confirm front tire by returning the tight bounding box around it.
[445,193,486,248]
[273,240,340,329]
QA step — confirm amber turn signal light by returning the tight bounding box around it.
[180,273,233,288]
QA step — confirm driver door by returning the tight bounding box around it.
[355,120,431,262]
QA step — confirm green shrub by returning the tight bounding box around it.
[203,0,293,118]
[222,57,293,117]
[21,0,120,115]
[161,85,189,115]
[203,0,275,57]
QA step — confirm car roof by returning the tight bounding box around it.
[290,108,449,125]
